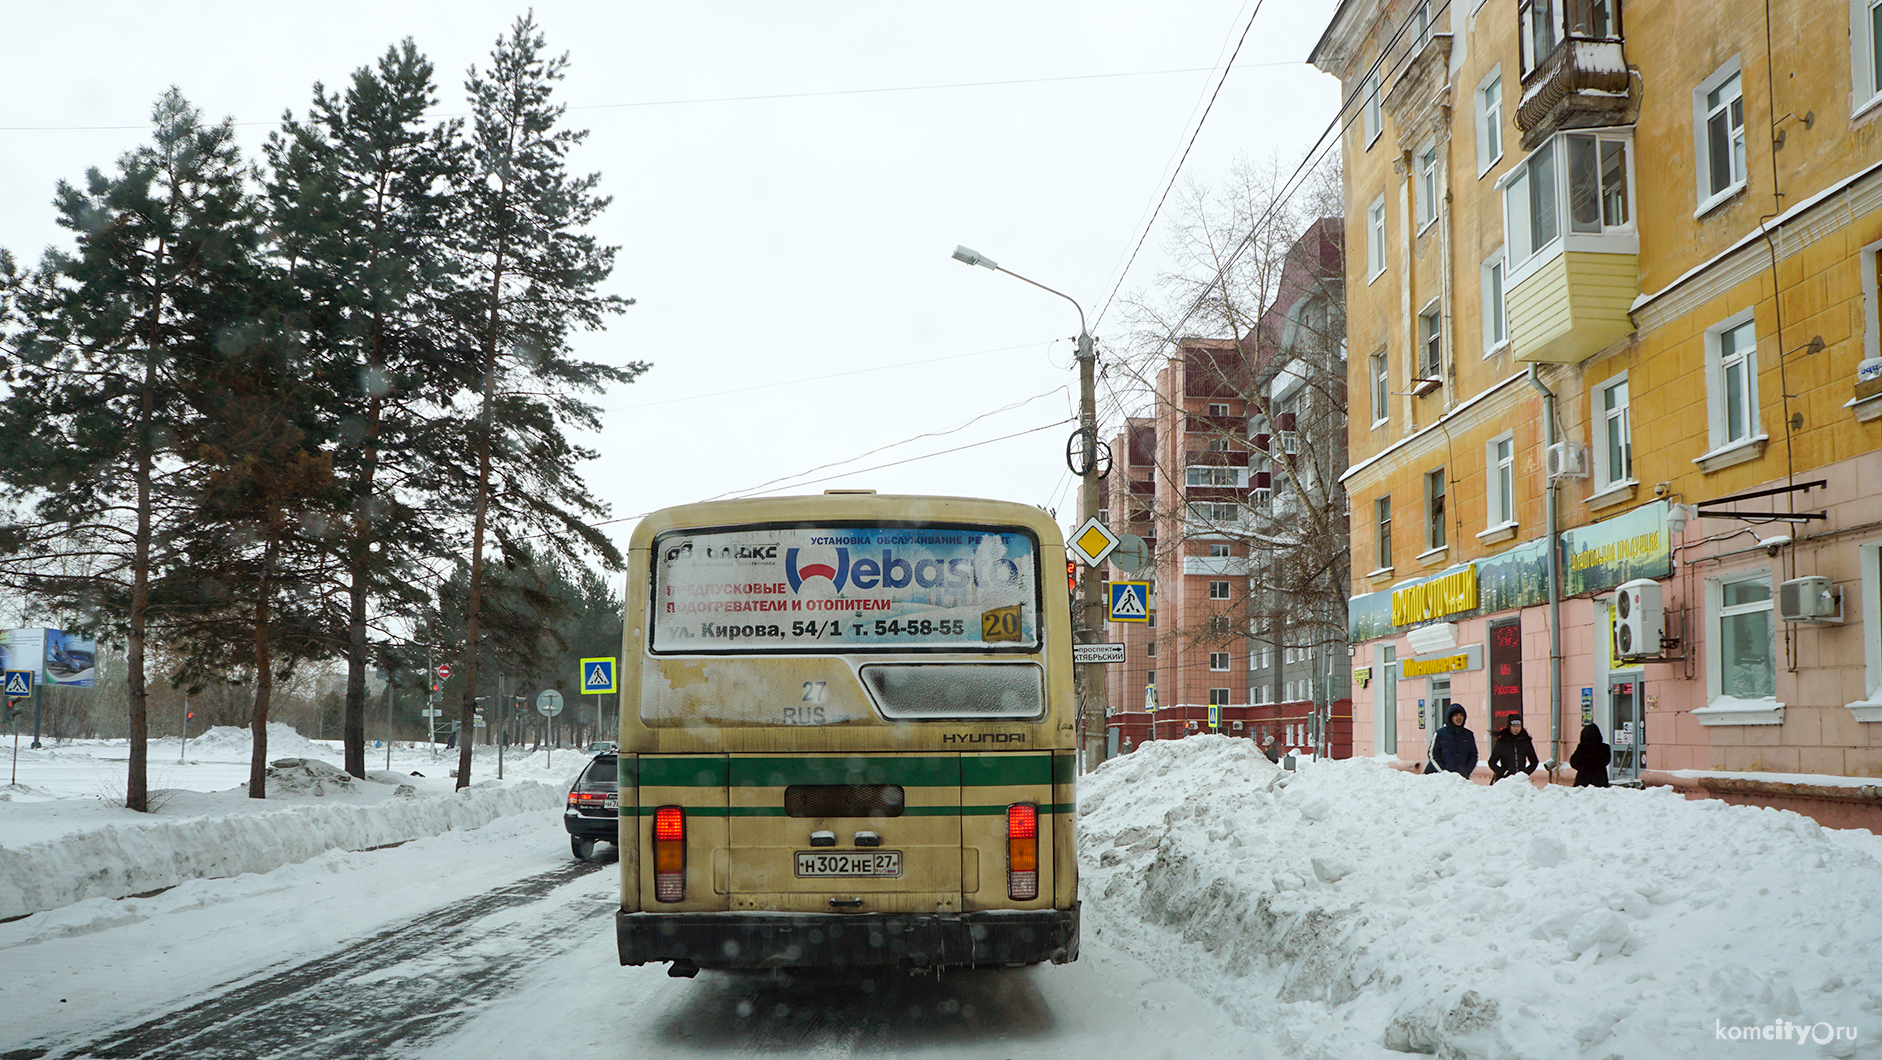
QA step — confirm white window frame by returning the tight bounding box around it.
[1852,541,1882,721]
[1853,0,1882,119]
[1185,466,1244,488]
[1416,141,1439,231]
[1699,568,1783,723]
[1210,652,1230,672]
[1146,640,1157,658]
[1208,403,1231,416]
[1370,349,1390,426]
[1363,71,1382,146]
[1208,579,1231,600]
[1426,468,1447,552]
[1481,248,1507,356]
[1703,310,1761,454]
[1593,370,1635,492]
[1500,130,1638,286]
[1367,195,1387,281]
[1694,58,1747,216]
[1418,302,1442,380]
[1484,431,1516,530]
[1477,68,1504,176]
[1375,495,1393,572]
[1407,1,1431,47]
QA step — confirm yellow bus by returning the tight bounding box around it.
[613,492,1079,976]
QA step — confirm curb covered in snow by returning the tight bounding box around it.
[0,781,562,920]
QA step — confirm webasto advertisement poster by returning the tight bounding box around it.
[652,525,1039,654]
[0,628,98,688]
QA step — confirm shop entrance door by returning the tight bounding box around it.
[1378,646,1397,755]
[1607,675,1643,784]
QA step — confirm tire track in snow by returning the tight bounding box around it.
[14,858,612,1060]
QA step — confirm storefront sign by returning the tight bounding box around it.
[1349,535,1549,643]
[1561,500,1671,596]
[1488,619,1522,729]
[1391,566,1479,628]
[1399,642,1484,679]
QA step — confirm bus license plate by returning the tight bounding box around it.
[795,851,902,878]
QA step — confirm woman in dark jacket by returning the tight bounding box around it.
[1430,704,1478,777]
[1569,722,1611,787]
[1488,716,1540,783]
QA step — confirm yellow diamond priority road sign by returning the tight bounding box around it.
[1069,516,1120,567]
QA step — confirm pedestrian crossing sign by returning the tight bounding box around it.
[580,657,617,695]
[1108,581,1150,623]
[4,670,32,699]
[1208,704,1220,731]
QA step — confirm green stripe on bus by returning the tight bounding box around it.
[630,803,1075,817]
[1052,753,1076,785]
[961,755,1049,787]
[638,755,1062,788]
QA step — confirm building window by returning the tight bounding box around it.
[1370,350,1389,424]
[1188,502,1241,525]
[1426,469,1447,550]
[1210,688,1231,707]
[1407,1,1430,46]
[1695,59,1746,213]
[1713,573,1776,701]
[1186,466,1242,487]
[1486,433,1515,528]
[1705,314,1759,451]
[1519,0,1562,74]
[1210,652,1230,672]
[1854,0,1882,115]
[1207,438,1230,451]
[1367,196,1387,280]
[1363,71,1382,145]
[1419,305,1442,380]
[1148,612,1156,628]
[1208,403,1231,416]
[1376,495,1393,570]
[1146,641,1156,658]
[1477,69,1503,174]
[1209,543,1230,558]
[1482,249,1507,354]
[1503,131,1634,274]
[1416,142,1439,229]
[1208,580,1231,600]
[1596,372,1633,488]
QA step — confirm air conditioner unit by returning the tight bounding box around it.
[1778,576,1842,623]
[1231,720,1245,731]
[1614,578,1663,659]
[1546,442,1589,480]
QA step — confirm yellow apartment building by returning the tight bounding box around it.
[1313,0,1882,822]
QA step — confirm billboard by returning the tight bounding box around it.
[0,628,98,688]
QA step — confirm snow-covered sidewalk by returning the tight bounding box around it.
[0,724,579,919]
[1079,736,1882,1060]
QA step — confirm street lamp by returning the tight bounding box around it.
[951,245,1106,769]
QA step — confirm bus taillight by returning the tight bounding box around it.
[1007,803,1038,900]
[653,806,686,902]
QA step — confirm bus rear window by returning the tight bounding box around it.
[859,663,1045,720]
[650,524,1041,655]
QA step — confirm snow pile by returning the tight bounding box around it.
[0,779,560,919]
[1079,736,1882,1060]
[261,758,363,797]
[183,722,333,760]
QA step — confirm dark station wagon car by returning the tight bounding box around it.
[565,752,618,860]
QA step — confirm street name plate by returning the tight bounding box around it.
[1073,643,1126,664]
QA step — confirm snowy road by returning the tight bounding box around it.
[1,810,1256,1060]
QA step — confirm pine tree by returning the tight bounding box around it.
[0,89,258,811]
[445,14,645,789]
[263,40,476,779]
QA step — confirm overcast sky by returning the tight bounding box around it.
[2,1,1339,559]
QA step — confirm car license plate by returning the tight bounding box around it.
[794,851,902,878]
[603,794,618,810]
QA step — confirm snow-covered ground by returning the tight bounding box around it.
[1080,736,1882,1059]
[4,728,1881,1058]
[0,724,579,918]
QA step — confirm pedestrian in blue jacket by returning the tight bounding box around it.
[1431,704,1479,778]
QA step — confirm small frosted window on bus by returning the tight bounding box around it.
[859,663,1044,720]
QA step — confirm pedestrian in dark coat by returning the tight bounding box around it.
[1262,735,1281,764]
[1569,722,1612,787]
[1488,716,1540,784]
[1430,704,1478,778]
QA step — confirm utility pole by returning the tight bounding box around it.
[952,246,1107,770]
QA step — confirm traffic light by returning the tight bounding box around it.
[1066,559,1078,593]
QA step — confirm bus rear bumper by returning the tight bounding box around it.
[616,905,1079,971]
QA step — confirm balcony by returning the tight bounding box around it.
[1517,39,1632,148]
[1184,555,1252,577]
[1184,449,1250,468]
